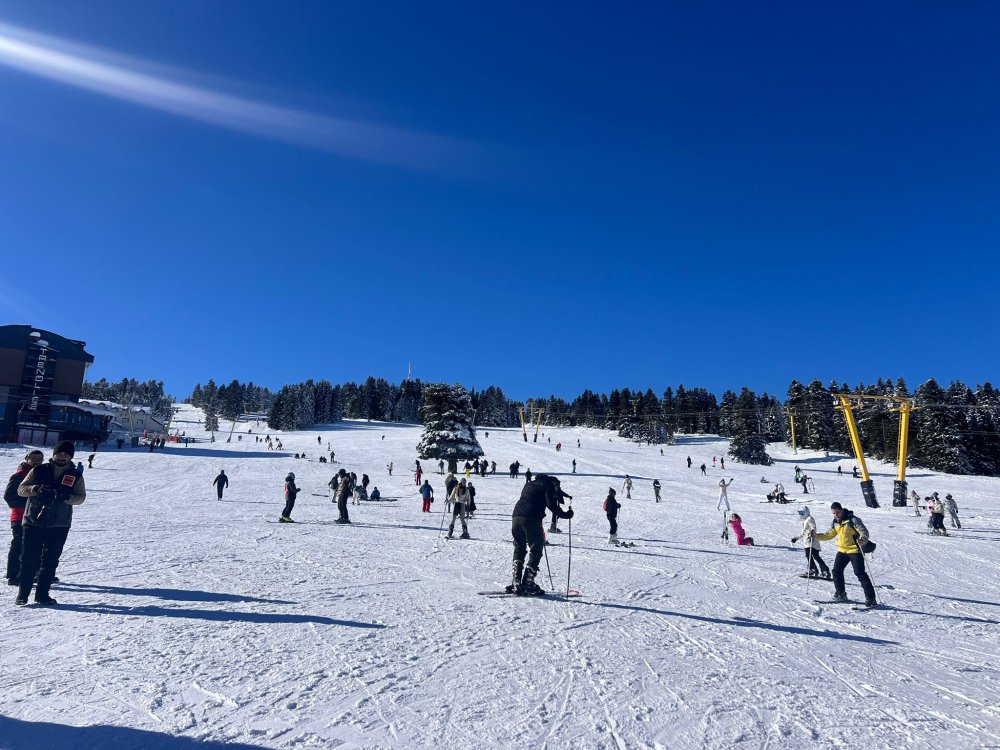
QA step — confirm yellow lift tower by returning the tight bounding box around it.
[533,409,544,442]
[518,407,528,442]
[832,394,918,509]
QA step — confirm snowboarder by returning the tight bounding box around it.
[652,479,661,503]
[792,506,831,578]
[419,480,434,512]
[718,478,734,511]
[280,473,298,522]
[14,441,86,605]
[814,502,877,606]
[622,475,633,499]
[605,487,621,544]
[333,469,353,524]
[556,442,561,452]
[447,479,472,539]
[5,450,44,586]
[728,514,754,546]
[910,489,921,516]
[213,470,228,500]
[508,475,574,595]
[945,494,961,529]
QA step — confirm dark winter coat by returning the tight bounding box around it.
[605,490,620,518]
[213,473,229,489]
[335,475,354,502]
[17,460,87,528]
[284,475,299,501]
[512,475,572,522]
[5,462,32,524]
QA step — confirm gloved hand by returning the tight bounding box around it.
[564,508,574,519]
[35,488,57,504]
[55,486,73,503]
[791,537,797,544]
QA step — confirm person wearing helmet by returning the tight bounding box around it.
[792,506,831,579]
[944,494,961,529]
[280,472,298,522]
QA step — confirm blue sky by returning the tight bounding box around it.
[1,1,997,401]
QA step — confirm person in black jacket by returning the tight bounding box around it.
[213,470,228,500]
[605,488,621,544]
[280,473,298,522]
[15,441,86,605]
[508,474,573,595]
[5,450,44,586]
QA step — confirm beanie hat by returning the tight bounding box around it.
[830,502,843,510]
[54,440,75,457]
[25,449,43,460]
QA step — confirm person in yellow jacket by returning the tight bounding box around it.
[814,502,877,606]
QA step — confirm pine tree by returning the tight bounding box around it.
[416,384,484,473]
[728,387,771,465]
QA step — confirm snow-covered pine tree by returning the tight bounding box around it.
[728,387,771,465]
[416,383,484,473]
[911,379,972,474]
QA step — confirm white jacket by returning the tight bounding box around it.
[793,515,821,550]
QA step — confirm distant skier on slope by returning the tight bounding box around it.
[280,473,298,523]
[507,475,573,595]
[605,487,621,545]
[622,475,633,499]
[945,494,961,529]
[792,506,830,579]
[652,479,661,503]
[213,470,228,500]
[419,480,434,512]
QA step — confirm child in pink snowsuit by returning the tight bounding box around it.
[729,514,755,546]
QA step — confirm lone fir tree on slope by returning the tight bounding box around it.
[728,387,772,466]
[416,383,484,474]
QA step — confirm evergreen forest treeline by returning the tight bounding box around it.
[84,374,1000,476]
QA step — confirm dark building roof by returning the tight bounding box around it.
[0,325,94,363]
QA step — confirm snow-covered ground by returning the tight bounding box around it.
[2,404,999,750]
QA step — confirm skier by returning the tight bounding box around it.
[330,450,335,462]
[508,475,573,595]
[556,442,561,452]
[387,462,393,476]
[720,457,725,470]
[605,487,621,544]
[718,478,734,510]
[622,475,633,499]
[419,480,434,512]
[712,456,716,467]
[334,469,353,524]
[792,507,831,578]
[447,479,472,539]
[814,502,877,606]
[945,494,961,529]
[728,514,754,546]
[577,439,580,448]
[929,496,948,535]
[700,463,707,475]
[852,466,859,478]
[5,450,44,586]
[317,436,321,445]
[87,453,95,469]
[652,479,661,503]
[910,489,921,516]
[687,456,692,468]
[794,466,801,482]
[572,459,577,474]
[800,475,810,495]
[464,461,472,479]
[438,459,445,474]
[509,461,520,478]
[213,469,228,500]
[490,461,497,475]
[14,441,86,606]
[467,482,477,517]
[280,472,298,522]
[415,463,423,486]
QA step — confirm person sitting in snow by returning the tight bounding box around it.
[370,487,381,501]
[728,513,754,546]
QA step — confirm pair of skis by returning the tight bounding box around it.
[478,589,583,599]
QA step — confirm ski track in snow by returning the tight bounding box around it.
[2,406,999,749]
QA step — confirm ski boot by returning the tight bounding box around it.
[505,560,524,594]
[863,598,877,608]
[548,522,562,534]
[34,595,57,606]
[460,529,470,540]
[279,516,295,523]
[446,525,454,540]
[608,534,618,546]
[833,591,848,602]
[517,566,545,596]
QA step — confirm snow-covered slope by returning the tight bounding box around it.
[2,404,999,749]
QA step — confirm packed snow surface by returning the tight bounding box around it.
[2,404,999,750]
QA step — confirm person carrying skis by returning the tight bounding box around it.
[280,473,298,522]
[605,487,621,544]
[652,479,661,503]
[447,478,472,539]
[508,475,573,595]
[792,506,831,579]
[213,469,228,500]
[814,502,877,606]
[622,475,633,499]
[944,494,961,529]
[5,450,44,586]
[13,441,86,606]
[718,478,734,511]
[419,480,434,512]
[728,513,754,546]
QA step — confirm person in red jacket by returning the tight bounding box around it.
[728,513,755,546]
[5,450,44,585]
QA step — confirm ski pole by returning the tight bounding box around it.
[542,536,555,591]
[805,543,814,598]
[566,503,573,599]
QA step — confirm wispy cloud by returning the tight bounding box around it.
[0,21,474,171]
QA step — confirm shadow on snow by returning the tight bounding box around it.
[53,603,385,628]
[55,582,294,605]
[0,716,270,750]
